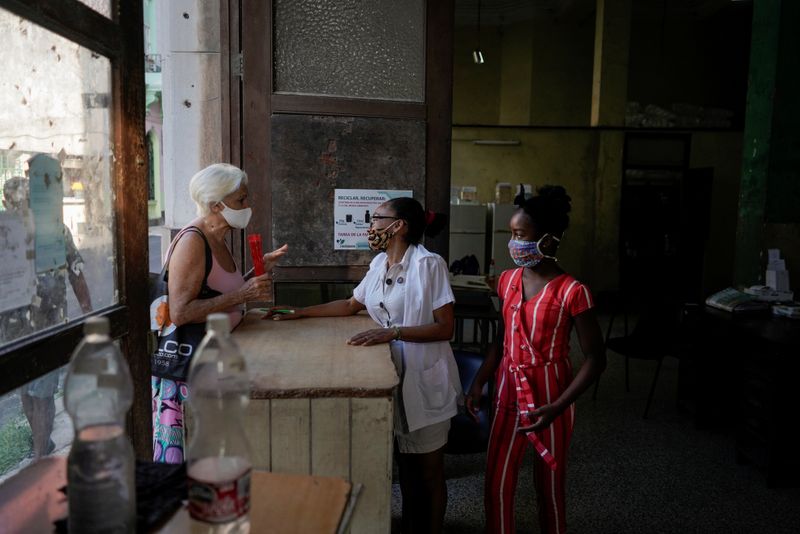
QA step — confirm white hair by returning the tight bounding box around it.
[189,163,248,216]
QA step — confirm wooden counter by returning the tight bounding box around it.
[232,311,398,534]
[236,310,398,398]
[687,308,800,487]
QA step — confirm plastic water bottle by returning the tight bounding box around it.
[64,317,135,533]
[186,313,252,534]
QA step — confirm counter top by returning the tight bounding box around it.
[703,306,800,349]
[0,456,355,534]
[233,311,398,399]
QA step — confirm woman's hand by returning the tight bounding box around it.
[516,309,606,435]
[239,272,272,303]
[263,305,302,321]
[347,327,396,346]
[518,402,562,433]
[263,244,289,271]
[465,380,485,423]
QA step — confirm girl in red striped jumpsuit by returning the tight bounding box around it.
[467,186,606,534]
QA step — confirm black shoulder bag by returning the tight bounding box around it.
[149,227,221,381]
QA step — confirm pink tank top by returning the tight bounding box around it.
[206,254,245,330]
[167,226,245,331]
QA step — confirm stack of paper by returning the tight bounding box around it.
[744,285,794,302]
[706,287,770,313]
[766,249,791,292]
[772,303,800,319]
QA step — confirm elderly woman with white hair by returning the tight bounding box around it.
[152,163,287,463]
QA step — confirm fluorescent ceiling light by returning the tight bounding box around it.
[472,139,521,146]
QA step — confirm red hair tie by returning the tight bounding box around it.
[425,210,436,225]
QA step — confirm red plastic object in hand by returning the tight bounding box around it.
[248,234,265,276]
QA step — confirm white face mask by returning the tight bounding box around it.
[218,201,252,229]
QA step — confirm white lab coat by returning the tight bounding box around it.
[354,244,462,432]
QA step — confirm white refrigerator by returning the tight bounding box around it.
[449,204,487,273]
[488,203,517,273]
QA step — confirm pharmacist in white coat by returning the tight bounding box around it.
[269,197,461,534]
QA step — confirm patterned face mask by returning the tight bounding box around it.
[367,221,399,252]
[508,234,560,268]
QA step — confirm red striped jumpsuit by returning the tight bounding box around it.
[485,268,594,534]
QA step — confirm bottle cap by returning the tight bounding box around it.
[84,316,109,336]
[206,313,230,333]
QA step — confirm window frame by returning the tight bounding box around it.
[0,0,150,457]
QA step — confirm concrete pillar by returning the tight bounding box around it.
[733,0,779,287]
[735,0,800,287]
[591,131,623,292]
[587,0,630,291]
[590,0,631,127]
[160,0,222,229]
[764,1,800,291]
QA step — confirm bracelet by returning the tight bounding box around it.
[392,326,402,341]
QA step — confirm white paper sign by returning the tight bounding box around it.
[334,189,413,250]
[0,211,37,313]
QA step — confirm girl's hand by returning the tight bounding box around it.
[264,305,302,321]
[465,381,484,423]
[239,273,272,302]
[518,402,562,433]
[347,328,395,346]
[263,244,288,271]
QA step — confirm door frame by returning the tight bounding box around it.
[233,0,453,282]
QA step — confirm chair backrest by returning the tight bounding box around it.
[451,350,485,393]
[608,286,682,347]
[447,350,491,454]
[670,303,703,358]
[632,296,680,339]
[452,287,500,354]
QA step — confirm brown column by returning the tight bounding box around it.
[591,0,631,127]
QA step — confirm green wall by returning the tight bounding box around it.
[451,9,751,295]
[453,26,502,125]
[452,127,601,288]
[689,132,743,293]
[451,127,743,295]
[529,17,594,126]
[454,19,594,127]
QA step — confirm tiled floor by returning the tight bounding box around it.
[392,320,800,533]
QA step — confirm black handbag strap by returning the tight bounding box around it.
[150,227,220,379]
[159,226,215,296]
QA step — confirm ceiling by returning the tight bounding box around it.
[453,0,744,27]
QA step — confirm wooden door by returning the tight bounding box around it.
[234,0,454,287]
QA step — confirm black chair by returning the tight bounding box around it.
[593,293,682,419]
[447,289,499,453]
[446,350,492,454]
[452,288,500,355]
